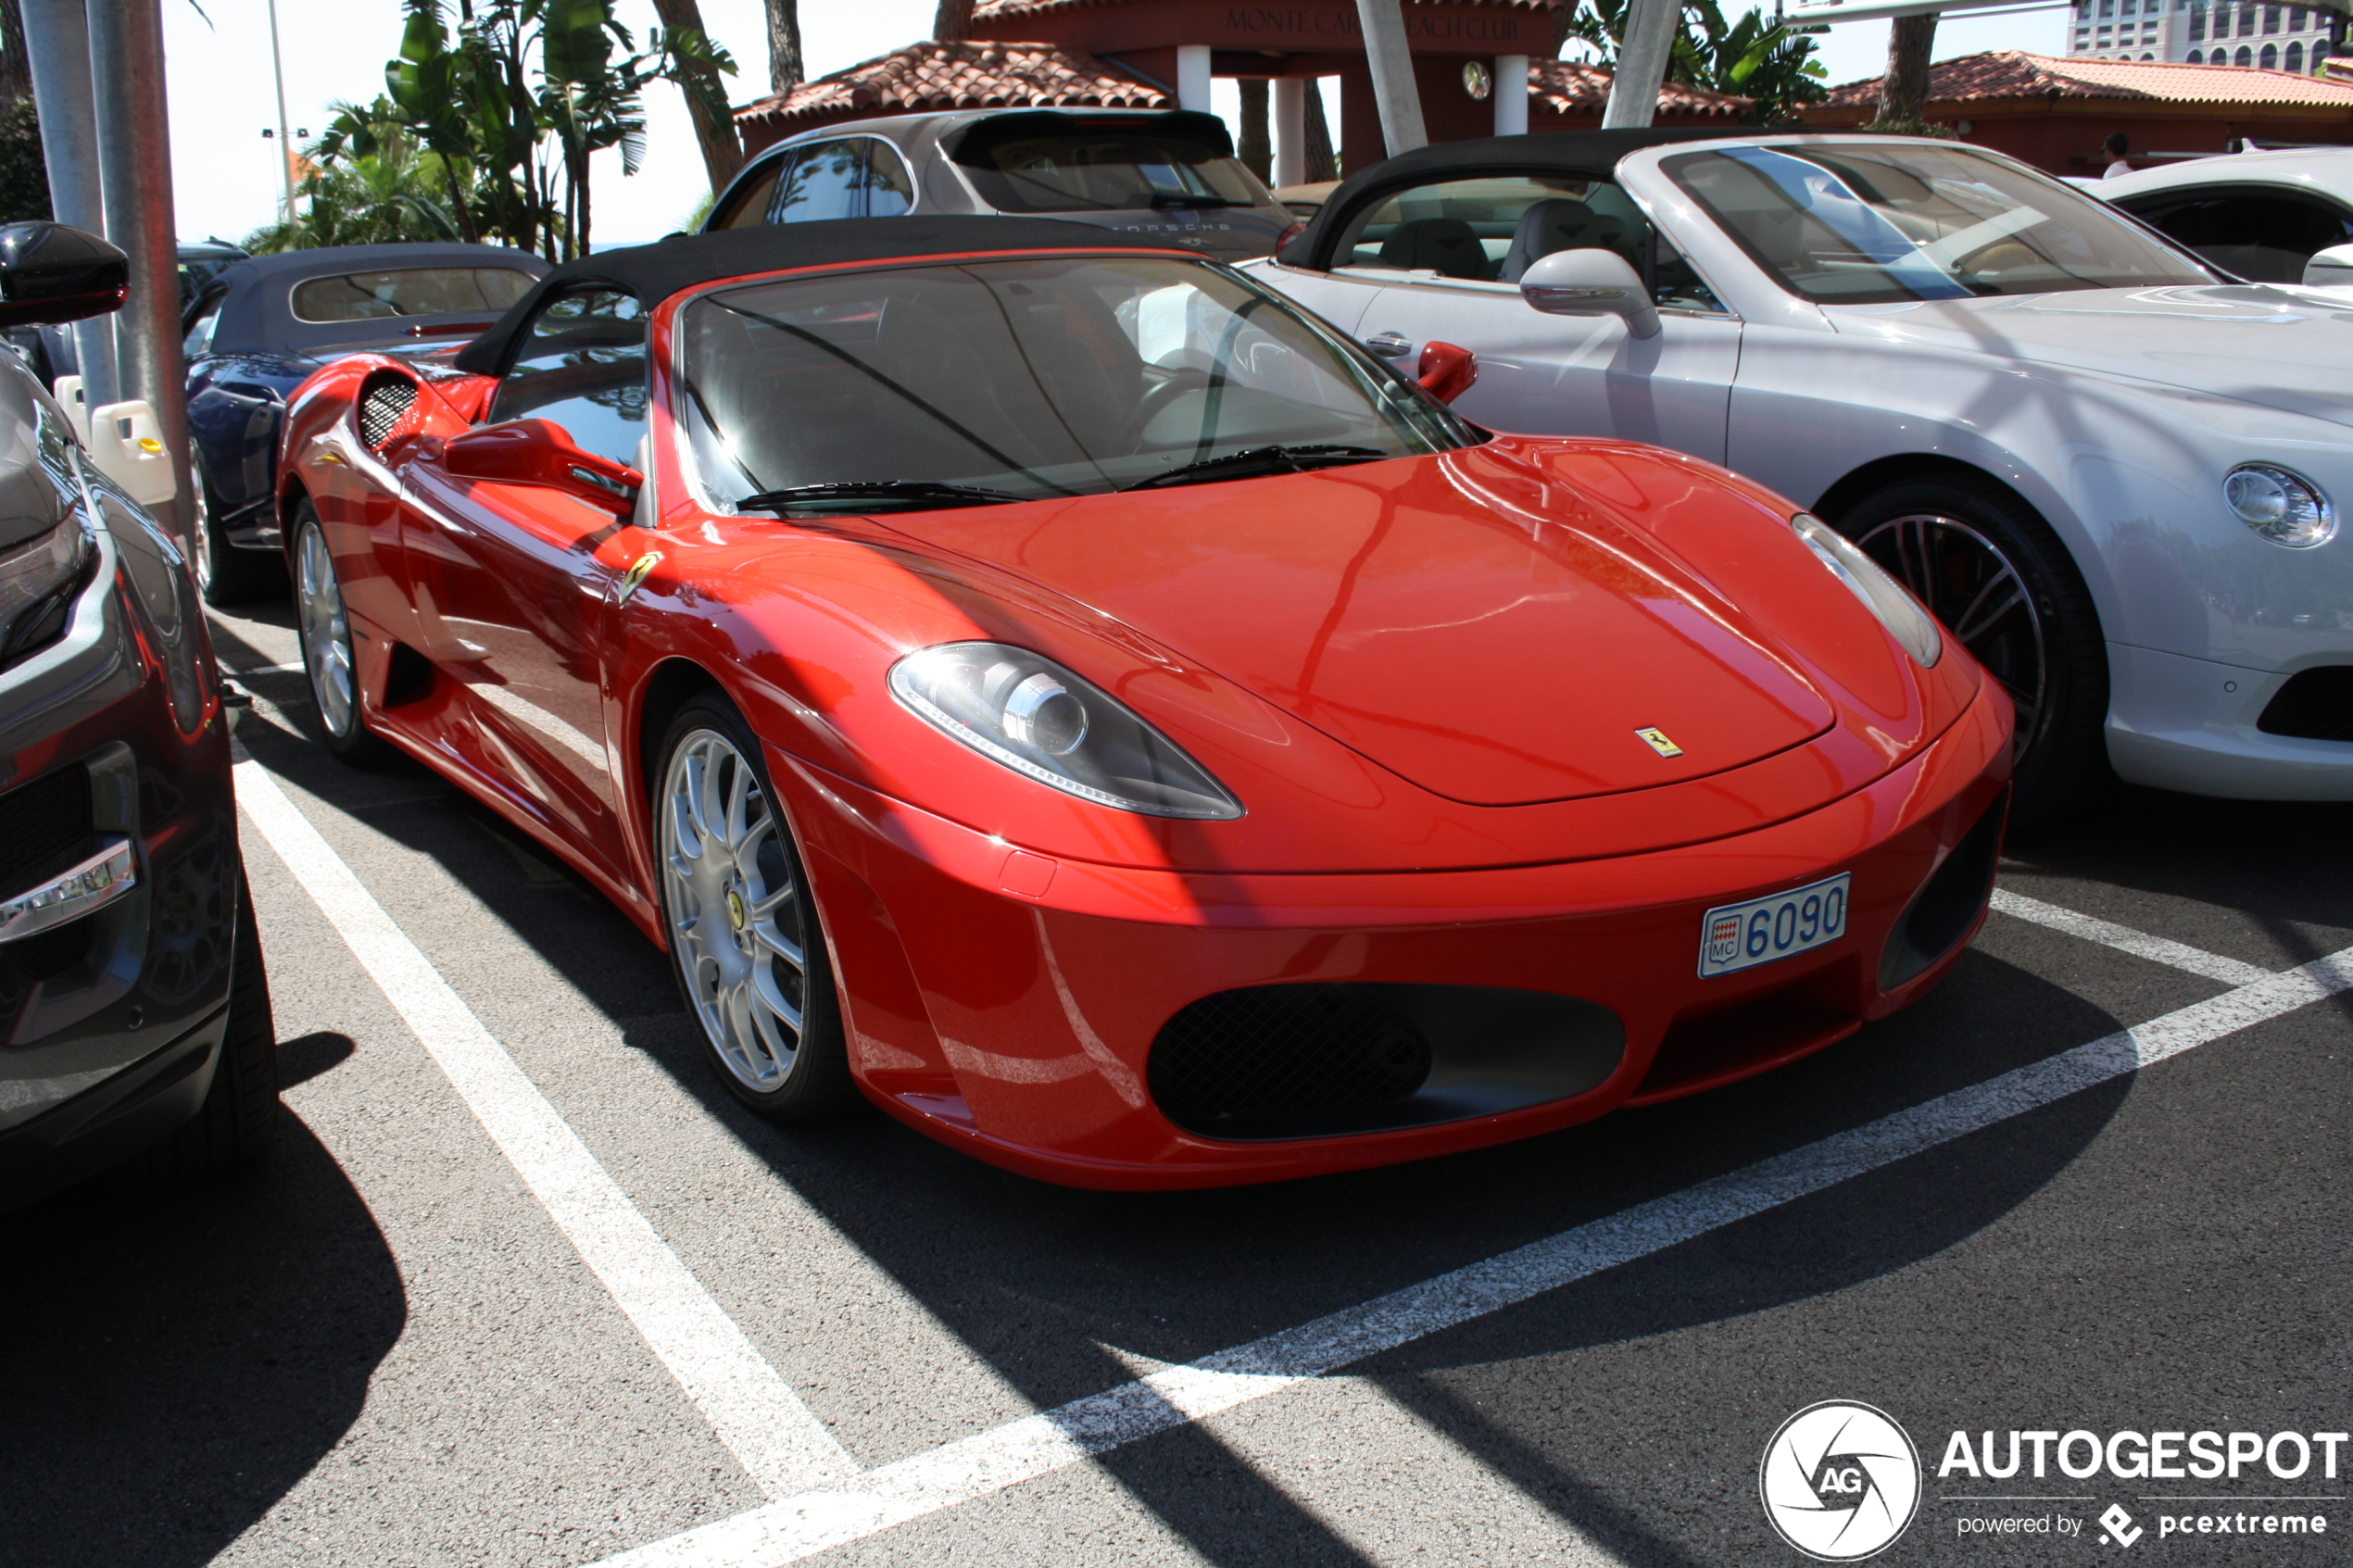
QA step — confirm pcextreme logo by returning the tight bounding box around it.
[1760,1401,1924,1562]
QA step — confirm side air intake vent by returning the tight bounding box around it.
[1148,982,1624,1141]
[356,370,420,449]
[2258,667,2353,743]
[1879,792,2007,992]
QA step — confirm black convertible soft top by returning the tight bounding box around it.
[203,242,548,358]
[449,216,1199,375]
[1283,127,1753,272]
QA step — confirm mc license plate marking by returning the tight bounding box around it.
[1698,872,1850,978]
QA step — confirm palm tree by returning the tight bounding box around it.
[243,107,462,252]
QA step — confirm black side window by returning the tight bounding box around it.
[487,288,648,466]
[2121,188,2353,282]
[712,154,787,231]
[182,286,228,358]
[774,140,912,223]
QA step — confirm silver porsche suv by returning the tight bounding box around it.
[703,107,1301,263]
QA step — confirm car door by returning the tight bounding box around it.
[396,286,645,861]
[2109,183,2353,283]
[1327,172,1743,462]
[182,283,289,529]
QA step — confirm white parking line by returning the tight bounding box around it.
[1988,889,2275,985]
[233,753,858,1499]
[587,941,2353,1568]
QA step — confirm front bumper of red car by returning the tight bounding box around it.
[776,680,2013,1190]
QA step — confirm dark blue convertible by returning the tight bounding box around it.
[182,242,546,603]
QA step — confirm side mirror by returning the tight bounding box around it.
[2303,243,2353,289]
[442,419,643,516]
[0,222,128,328]
[1416,340,1478,404]
[1518,247,1661,339]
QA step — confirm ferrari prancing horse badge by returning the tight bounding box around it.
[1636,727,1683,759]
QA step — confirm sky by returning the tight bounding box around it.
[160,0,2070,251]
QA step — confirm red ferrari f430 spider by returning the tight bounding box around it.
[273,216,2010,1188]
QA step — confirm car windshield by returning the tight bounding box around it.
[1661,143,2210,304]
[289,266,538,323]
[675,255,1474,510]
[956,130,1266,213]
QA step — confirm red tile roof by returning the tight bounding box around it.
[736,40,1169,130]
[1531,57,1752,117]
[1821,49,2353,108]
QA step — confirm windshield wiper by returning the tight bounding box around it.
[1149,193,1234,209]
[1121,445,1389,493]
[734,481,1031,514]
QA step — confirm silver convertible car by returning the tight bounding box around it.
[1249,129,2353,821]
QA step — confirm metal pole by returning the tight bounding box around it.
[266,0,295,223]
[89,0,193,546]
[1353,0,1427,155]
[19,0,118,408]
[1602,0,1681,129]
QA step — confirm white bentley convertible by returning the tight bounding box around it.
[1248,130,2353,821]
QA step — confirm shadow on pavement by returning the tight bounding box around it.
[0,1112,406,1568]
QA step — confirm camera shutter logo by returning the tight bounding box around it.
[1759,1400,1922,1561]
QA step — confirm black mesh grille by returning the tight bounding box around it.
[1149,985,1432,1138]
[356,371,419,449]
[1880,791,2007,991]
[0,763,92,895]
[2258,668,2353,743]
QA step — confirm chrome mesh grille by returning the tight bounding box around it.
[356,371,419,449]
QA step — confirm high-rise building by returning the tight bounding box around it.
[2068,0,2347,70]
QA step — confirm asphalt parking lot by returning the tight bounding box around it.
[5,596,2349,1568]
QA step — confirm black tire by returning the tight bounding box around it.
[1834,472,2112,826]
[651,696,862,1123]
[290,502,392,765]
[192,445,285,607]
[128,859,280,1182]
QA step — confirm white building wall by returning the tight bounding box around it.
[2067,0,2343,68]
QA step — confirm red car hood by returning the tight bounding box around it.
[889,453,1837,807]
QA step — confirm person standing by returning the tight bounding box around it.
[2102,132,2133,178]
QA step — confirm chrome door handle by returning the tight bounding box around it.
[1363,331,1413,359]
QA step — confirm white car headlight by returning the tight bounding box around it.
[1791,513,1943,670]
[0,508,92,666]
[2222,464,2335,548]
[889,642,1244,821]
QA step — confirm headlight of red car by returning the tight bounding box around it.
[1792,512,1943,670]
[889,642,1244,821]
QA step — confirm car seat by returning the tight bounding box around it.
[1378,217,1489,279]
[1498,197,1641,282]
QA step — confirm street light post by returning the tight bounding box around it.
[266,0,295,224]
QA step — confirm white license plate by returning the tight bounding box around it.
[1698,873,1851,978]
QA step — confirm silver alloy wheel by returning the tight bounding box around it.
[189,445,216,595]
[295,522,359,739]
[1850,511,2049,762]
[660,727,810,1093]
